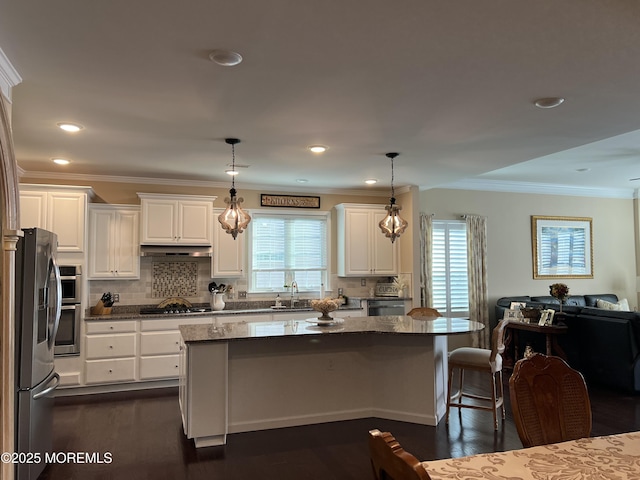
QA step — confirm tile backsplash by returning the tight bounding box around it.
[152,261,198,298]
[89,257,214,306]
[88,256,404,307]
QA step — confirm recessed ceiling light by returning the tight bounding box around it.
[226,169,239,176]
[534,97,565,109]
[365,179,378,185]
[308,145,328,153]
[296,179,309,183]
[52,158,70,165]
[57,122,83,132]
[576,168,591,172]
[209,49,243,66]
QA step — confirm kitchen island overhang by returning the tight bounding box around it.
[178,315,484,447]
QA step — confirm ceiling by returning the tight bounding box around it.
[1,1,640,196]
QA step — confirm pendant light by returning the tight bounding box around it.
[218,138,251,239]
[378,152,408,243]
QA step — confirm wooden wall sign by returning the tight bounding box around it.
[260,194,320,208]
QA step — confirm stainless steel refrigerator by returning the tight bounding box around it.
[15,228,61,480]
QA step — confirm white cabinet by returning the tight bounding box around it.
[212,208,245,277]
[19,185,91,252]
[138,193,215,245]
[139,317,213,380]
[88,205,140,279]
[85,320,137,385]
[335,204,398,277]
[179,340,229,447]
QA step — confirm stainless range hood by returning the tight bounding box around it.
[140,245,213,257]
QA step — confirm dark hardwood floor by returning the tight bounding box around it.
[40,372,640,480]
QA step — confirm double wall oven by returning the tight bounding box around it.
[54,265,82,356]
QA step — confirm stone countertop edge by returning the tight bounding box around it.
[178,315,480,343]
[84,306,364,321]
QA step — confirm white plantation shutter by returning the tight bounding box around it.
[540,226,587,274]
[250,213,328,292]
[432,220,469,316]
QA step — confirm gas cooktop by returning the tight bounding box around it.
[139,306,212,315]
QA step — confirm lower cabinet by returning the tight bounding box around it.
[85,358,137,384]
[83,310,364,389]
[85,320,137,385]
[139,317,213,381]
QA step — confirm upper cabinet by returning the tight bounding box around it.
[335,203,398,277]
[88,205,140,279]
[19,184,92,252]
[212,208,245,277]
[138,193,216,245]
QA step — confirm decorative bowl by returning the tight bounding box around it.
[310,298,341,320]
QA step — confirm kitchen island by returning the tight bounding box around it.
[178,315,484,447]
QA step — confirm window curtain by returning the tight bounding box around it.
[465,215,489,348]
[419,213,434,307]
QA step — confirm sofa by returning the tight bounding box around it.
[495,294,640,392]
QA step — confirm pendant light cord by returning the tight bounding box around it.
[390,156,395,199]
[231,142,236,189]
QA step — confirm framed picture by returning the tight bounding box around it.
[510,301,527,310]
[538,309,555,326]
[531,216,593,279]
[538,310,549,326]
[503,309,522,321]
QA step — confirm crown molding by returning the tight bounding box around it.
[438,178,636,199]
[18,170,391,197]
[0,48,22,102]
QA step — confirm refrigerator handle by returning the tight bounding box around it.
[33,372,60,400]
[48,256,63,351]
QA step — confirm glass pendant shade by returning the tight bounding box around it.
[218,187,251,239]
[379,152,408,243]
[217,138,251,239]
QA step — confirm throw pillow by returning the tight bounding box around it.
[619,298,630,311]
[596,298,631,311]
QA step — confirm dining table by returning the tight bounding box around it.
[421,431,640,479]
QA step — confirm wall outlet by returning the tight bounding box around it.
[238,291,247,299]
[113,293,120,302]
[361,279,366,286]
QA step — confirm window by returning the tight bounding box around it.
[249,212,329,292]
[432,220,469,316]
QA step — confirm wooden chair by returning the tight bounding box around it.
[407,307,442,319]
[509,353,592,447]
[445,318,510,430]
[368,429,432,480]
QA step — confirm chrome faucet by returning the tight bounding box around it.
[290,281,299,308]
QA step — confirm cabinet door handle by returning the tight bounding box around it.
[108,369,113,373]
[109,345,114,349]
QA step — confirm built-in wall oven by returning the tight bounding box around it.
[54,265,82,356]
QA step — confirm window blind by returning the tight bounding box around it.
[249,213,328,292]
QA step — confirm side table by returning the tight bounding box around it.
[504,320,568,369]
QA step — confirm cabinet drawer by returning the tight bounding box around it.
[140,317,212,332]
[85,358,136,384]
[140,331,181,355]
[139,355,180,380]
[86,320,137,334]
[86,333,136,359]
